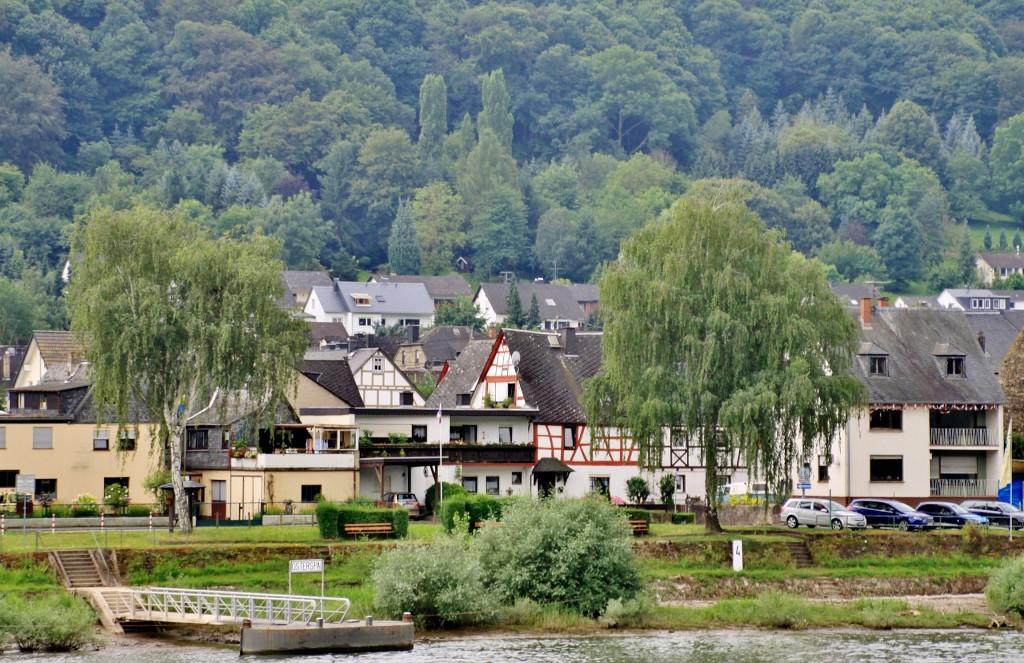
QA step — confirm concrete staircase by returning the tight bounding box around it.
[784,539,815,568]
[50,550,129,634]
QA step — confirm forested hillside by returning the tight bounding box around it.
[3,0,1024,343]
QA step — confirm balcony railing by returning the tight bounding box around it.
[929,427,992,447]
[930,478,998,497]
[231,449,357,470]
[359,442,535,465]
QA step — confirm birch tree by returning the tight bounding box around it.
[68,205,307,532]
[584,188,865,531]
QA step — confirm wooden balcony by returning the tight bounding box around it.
[929,427,993,447]
[359,443,535,465]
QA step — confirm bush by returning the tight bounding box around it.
[315,501,341,539]
[960,523,987,555]
[475,495,641,616]
[439,494,503,533]
[373,534,497,628]
[345,496,376,507]
[0,593,97,651]
[103,484,129,512]
[625,476,651,505]
[620,508,651,524]
[986,554,1024,616]
[125,504,154,518]
[337,506,409,537]
[71,493,99,518]
[658,473,676,506]
[424,482,468,515]
[671,512,696,524]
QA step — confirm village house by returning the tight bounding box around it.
[368,274,473,306]
[474,282,588,330]
[976,252,1024,286]
[304,280,434,334]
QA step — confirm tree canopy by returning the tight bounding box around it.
[67,205,308,532]
[584,188,866,531]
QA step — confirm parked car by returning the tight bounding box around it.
[915,501,989,528]
[380,492,423,519]
[847,499,934,531]
[780,498,868,530]
[961,500,1024,529]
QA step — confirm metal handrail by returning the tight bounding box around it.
[126,587,350,625]
[90,531,113,579]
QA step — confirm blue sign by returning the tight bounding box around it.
[797,483,812,490]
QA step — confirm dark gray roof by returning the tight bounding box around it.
[425,339,495,408]
[565,283,599,304]
[477,283,584,321]
[403,326,478,366]
[281,271,333,305]
[852,309,1006,406]
[830,283,877,306]
[503,329,603,423]
[372,274,472,301]
[300,359,363,407]
[980,253,1024,269]
[308,321,349,346]
[965,310,1024,372]
[320,281,434,315]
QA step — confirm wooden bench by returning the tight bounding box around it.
[628,520,650,536]
[343,522,394,538]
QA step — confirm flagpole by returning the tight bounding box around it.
[437,407,444,517]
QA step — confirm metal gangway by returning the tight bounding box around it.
[107,587,351,626]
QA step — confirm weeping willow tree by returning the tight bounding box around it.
[67,205,308,533]
[584,186,865,531]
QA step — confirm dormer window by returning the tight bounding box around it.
[868,356,888,376]
[352,294,371,306]
[945,356,965,377]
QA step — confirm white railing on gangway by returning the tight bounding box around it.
[126,587,351,625]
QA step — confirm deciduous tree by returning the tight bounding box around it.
[584,189,865,531]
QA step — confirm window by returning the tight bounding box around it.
[868,356,888,376]
[0,470,17,488]
[411,425,427,442]
[301,485,322,502]
[870,456,903,482]
[817,455,830,482]
[507,383,516,402]
[511,472,522,485]
[971,298,980,309]
[984,299,991,309]
[400,391,414,406]
[675,474,685,492]
[996,299,1006,310]
[0,427,5,449]
[358,317,373,327]
[498,427,512,443]
[93,429,110,451]
[352,294,371,306]
[869,409,902,430]
[103,477,128,491]
[485,476,499,495]
[589,476,610,496]
[399,319,420,327]
[372,357,384,372]
[36,478,56,496]
[456,393,471,406]
[32,427,52,449]
[945,356,965,377]
[212,480,227,502]
[462,476,478,493]
[118,430,137,451]
[670,428,686,448]
[187,429,209,450]
[563,425,577,449]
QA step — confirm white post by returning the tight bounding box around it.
[732,540,743,572]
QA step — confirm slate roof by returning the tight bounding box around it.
[318,281,435,315]
[895,296,943,309]
[308,321,349,346]
[502,329,603,423]
[852,309,1006,406]
[31,330,87,382]
[372,274,473,301]
[424,339,495,408]
[565,283,599,304]
[830,283,877,307]
[980,253,1024,270]
[299,359,363,407]
[281,270,332,305]
[403,326,478,366]
[965,310,1024,372]
[477,283,584,321]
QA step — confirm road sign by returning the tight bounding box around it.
[289,559,324,573]
[15,474,35,495]
[796,483,812,490]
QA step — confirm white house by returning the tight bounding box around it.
[304,280,434,334]
[474,282,587,330]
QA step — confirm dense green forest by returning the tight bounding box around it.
[3,0,1024,343]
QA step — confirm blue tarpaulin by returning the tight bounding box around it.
[997,482,1023,509]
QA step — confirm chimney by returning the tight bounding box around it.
[859,297,873,328]
[878,297,889,308]
[560,327,578,355]
[977,330,986,352]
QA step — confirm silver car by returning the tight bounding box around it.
[781,498,867,530]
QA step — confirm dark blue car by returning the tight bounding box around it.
[916,501,989,528]
[848,498,934,531]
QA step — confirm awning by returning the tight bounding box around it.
[533,457,574,475]
[158,480,205,491]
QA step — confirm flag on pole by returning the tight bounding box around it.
[436,406,442,424]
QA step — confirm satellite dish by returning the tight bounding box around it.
[511,351,521,367]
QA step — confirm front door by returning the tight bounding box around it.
[211,480,227,520]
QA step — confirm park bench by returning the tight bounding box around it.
[628,520,650,536]
[343,522,394,538]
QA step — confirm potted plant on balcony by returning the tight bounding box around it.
[231,439,249,458]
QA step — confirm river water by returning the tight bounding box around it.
[7,630,1024,662]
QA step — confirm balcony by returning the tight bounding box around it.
[929,427,992,447]
[231,449,357,471]
[360,443,535,465]
[930,478,998,497]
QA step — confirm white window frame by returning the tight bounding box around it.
[372,356,384,372]
[93,429,111,451]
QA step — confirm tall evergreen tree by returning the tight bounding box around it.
[984,226,993,250]
[418,74,447,175]
[1015,230,1022,250]
[388,199,421,275]
[526,293,541,329]
[504,281,525,328]
[479,69,514,152]
[1000,230,1009,250]
[957,221,975,284]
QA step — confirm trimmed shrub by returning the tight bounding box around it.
[476,495,641,616]
[671,512,696,525]
[440,494,504,533]
[125,505,154,518]
[424,482,468,515]
[438,497,468,533]
[337,506,409,537]
[625,476,651,505]
[986,554,1024,617]
[71,493,99,518]
[658,473,676,506]
[315,501,341,539]
[0,593,97,651]
[620,508,651,524]
[373,534,497,628]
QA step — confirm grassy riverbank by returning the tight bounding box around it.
[2,522,1022,633]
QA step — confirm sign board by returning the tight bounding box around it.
[732,540,743,572]
[797,465,812,483]
[797,483,812,490]
[289,559,324,574]
[15,474,35,495]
